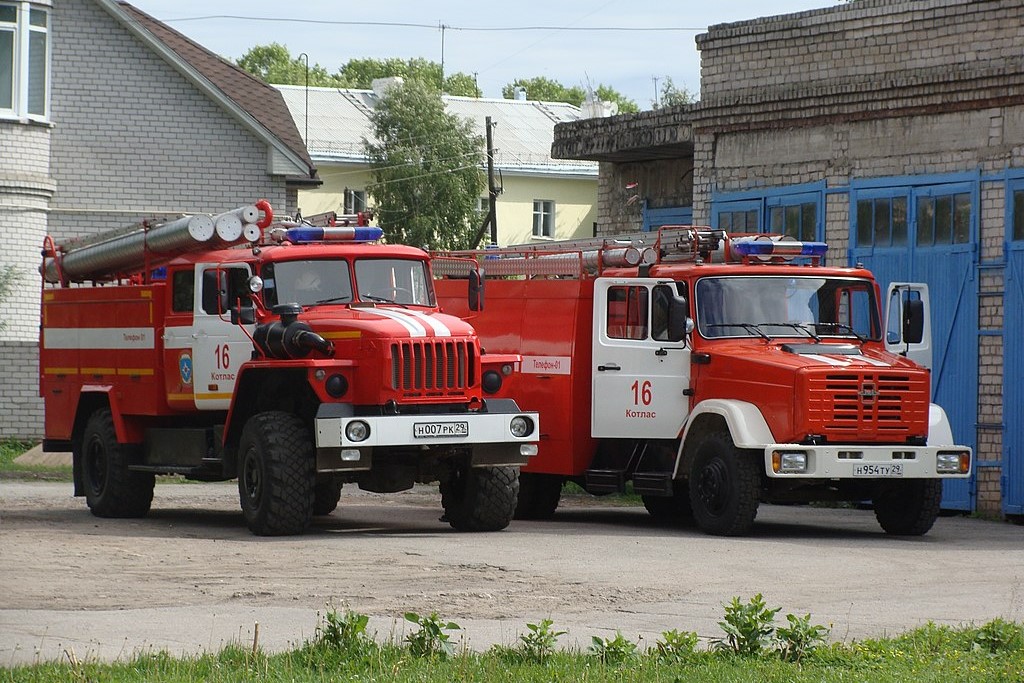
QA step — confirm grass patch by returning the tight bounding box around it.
[562,480,643,507]
[0,439,68,480]
[5,609,1023,683]
[4,622,1019,679]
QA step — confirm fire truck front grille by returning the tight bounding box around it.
[390,340,474,393]
[807,372,929,440]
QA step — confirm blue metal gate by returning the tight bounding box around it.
[1003,243,1024,513]
[643,203,692,232]
[850,181,978,511]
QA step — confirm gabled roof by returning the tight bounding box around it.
[276,85,598,178]
[98,1,318,183]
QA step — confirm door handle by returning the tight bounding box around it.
[597,363,621,372]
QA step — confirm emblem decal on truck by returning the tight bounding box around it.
[179,352,192,385]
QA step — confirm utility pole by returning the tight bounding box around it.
[472,116,500,247]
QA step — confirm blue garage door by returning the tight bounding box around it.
[643,204,693,232]
[851,180,978,511]
[1002,183,1024,514]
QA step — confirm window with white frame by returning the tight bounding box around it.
[532,199,554,238]
[0,2,49,120]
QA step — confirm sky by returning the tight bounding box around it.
[128,0,840,109]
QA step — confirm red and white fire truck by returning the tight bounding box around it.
[433,227,971,536]
[39,201,538,536]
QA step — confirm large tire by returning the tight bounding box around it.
[873,480,942,536]
[313,476,344,516]
[642,482,693,522]
[80,409,154,518]
[237,411,315,536]
[514,473,563,520]
[441,465,519,531]
[688,431,761,536]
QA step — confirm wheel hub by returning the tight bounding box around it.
[696,459,729,515]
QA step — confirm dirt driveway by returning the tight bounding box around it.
[2,480,1024,665]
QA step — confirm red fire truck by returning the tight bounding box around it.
[433,227,971,536]
[39,201,538,536]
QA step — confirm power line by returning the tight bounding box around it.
[164,16,705,32]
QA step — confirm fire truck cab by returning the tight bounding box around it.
[434,228,971,536]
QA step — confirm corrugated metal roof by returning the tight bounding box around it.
[276,85,597,177]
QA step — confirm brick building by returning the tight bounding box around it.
[0,0,317,438]
[553,0,1023,515]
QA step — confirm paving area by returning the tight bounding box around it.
[2,479,1023,666]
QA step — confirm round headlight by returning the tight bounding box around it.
[345,420,370,443]
[248,275,264,293]
[325,373,348,398]
[482,370,502,394]
[510,416,534,438]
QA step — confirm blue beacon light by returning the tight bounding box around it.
[285,226,384,243]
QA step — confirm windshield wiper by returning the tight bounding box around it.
[815,322,867,345]
[707,322,772,341]
[758,322,822,342]
[310,295,352,306]
[360,293,408,308]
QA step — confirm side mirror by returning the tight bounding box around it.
[903,298,924,345]
[231,301,256,325]
[666,295,691,342]
[469,268,485,312]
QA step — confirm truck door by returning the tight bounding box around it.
[884,282,932,370]
[191,264,254,411]
[591,278,691,439]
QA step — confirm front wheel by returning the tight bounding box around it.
[873,480,942,536]
[80,409,154,518]
[688,431,761,536]
[237,411,315,536]
[441,466,519,531]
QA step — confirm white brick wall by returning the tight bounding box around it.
[1,0,294,438]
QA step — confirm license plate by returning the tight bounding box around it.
[413,421,469,438]
[852,463,904,477]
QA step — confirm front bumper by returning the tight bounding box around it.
[313,402,539,469]
[762,444,972,479]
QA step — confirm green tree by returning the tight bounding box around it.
[502,76,637,113]
[337,57,481,97]
[236,43,345,87]
[364,79,485,250]
[594,84,639,114]
[502,76,585,105]
[654,75,694,109]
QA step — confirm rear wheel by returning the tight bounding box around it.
[237,411,315,536]
[441,465,518,531]
[642,482,693,522]
[873,480,942,536]
[313,476,344,516]
[514,473,563,520]
[688,431,761,536]
[80,409,154,518]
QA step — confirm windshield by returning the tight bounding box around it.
[354,258,435,306]
[262,259,352,307]
[695,276,880,340]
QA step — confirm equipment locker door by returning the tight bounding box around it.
[191,264,253,411]
[591,278,690,439]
